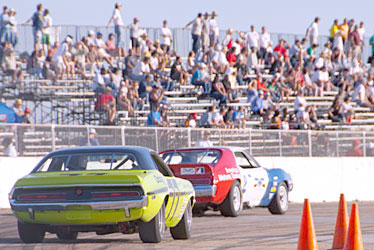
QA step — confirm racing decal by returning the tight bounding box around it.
[155,176,164,184]
[270,186,276,192]
[0,114,7,122]
[181,168,195,175]
[178,197,188,220]
[218,174,233,181]
[218,168,241,181]
[195,167,205,174]
[254,178,265,188]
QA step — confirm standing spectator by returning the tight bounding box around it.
[107,2,125,57]
[345,140,363,157]
[184,13,202,53]
[42,9,52,51]
[129,17,140,49]
[259,26,271,65]
[209,11,219,48]
[245,25,260,52]
[201,12,210,51]
[7,9,17,47]
[305,17,320,46]
[350,25,361,61]
[194,132,213,147]
[0,6,9,43]
[80,128,100,146]
[329,19,338,43]
[369,31,374,58]
[339,18,349,51]
[2,137,17,157]
[160,20,172,54]
[24,4,44,52]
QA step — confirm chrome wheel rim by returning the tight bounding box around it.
[278,185,288,211]
[232,186,241,212]
[158,206,165,236]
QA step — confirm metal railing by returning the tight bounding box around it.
[0,123,373,157]
[14,25,372,60]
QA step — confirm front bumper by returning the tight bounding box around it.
[194,185,217,197]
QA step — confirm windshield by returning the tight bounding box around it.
[161,150,220,166]
[35,153,140,172]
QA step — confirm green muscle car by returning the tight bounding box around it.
[9,146,195,243]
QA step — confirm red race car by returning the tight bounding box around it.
[160,147,293,217]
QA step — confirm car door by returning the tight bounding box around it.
[233,151,269,207]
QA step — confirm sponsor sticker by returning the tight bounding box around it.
[181,168,195,175]
[0,114,7,122]
[270,186,276,192]
[195,167,205,174]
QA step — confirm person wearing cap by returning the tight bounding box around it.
[80,128,100,146]
[191,63,211,94]
[42,9,52,51]
[52,35,73,79]
[87,30,96,47]
[107,2,125,57]
[160,20,172,54]
[345,140,363,157]
[24,4,44,51]
[209,11,219,47]
[95,86,116,125]
[184,13,203,53]
[129,17,140,49]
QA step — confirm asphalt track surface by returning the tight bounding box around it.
[0,202,374,250]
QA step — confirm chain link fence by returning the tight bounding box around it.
[1,123,373,157]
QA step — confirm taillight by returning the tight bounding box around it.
[190,179,211,185]
[91,191,140,199]
[18,193,66,200]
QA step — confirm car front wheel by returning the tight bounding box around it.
[138,203,166,243]
[18,221,45,243]
[220,180,243,217]
[268,182,289,214]
[170,200,192,239]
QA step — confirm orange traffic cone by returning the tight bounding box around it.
[331,194,349,249]
[297,199,318,250]
[343,203,364,250]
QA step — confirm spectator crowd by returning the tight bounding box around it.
[1,3,374,131]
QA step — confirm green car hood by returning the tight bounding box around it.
[14,170,151,187]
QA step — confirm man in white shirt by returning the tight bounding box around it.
[107,2,125,57]
[184,13,202,53]
[311,66,331,96]
[201,12,210,51]
[52,35,73,79]
[294,90,307,114]
[246,25,260,51]
[209,11,219,47]
[194,132,213,147]
[352,80,367,106]
[42,9,52,50]
[306,17,320,46]
[259,26,271,64]
[160,20,172,53]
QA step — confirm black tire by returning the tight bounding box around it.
[170,200,192,240]
[268,182,289,214]
[17,221,45,243]
[220,180,243,217]
[138,203,166,243]
[192,206,205,217]
[56,229,78,240]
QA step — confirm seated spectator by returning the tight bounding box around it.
[170,56,188,85]
[149,81,167,111]
[211,107,226,128]
[311,66,332,96]
[352,79,374,107]
[345,140,363,157]
[138,74,153,109]
[251,90,264,116]
[269,110,282,129]
[52,35,73,79]
[328,98,344,122]
[105,33,116,57]
[160,104,170,127]
[342,96,355,123]
[210,75,227,106]
[117,84,134,116]
[147,105,165,126]
[232,106,245,129]
[80,128,100,146]
[131,56,151,82]
[2,137,17,157]
[191,63,211,95]
[123,48,139,78]
[294,90,307,114]
[185,113,197,128]
[95,86,116,125]
[224,107,235,128]
[95,32,113,66]
[1,43,22,83]
[199,106,215,127]
[247,80,258,103]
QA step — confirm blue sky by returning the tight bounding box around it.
[3,0,374,36]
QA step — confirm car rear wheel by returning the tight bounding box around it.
[170,200,192,239]
[220,180,243,217]
[56,229,78,240]
[138,203,166,243]
[268,182,289,214]
[18,221,45,243]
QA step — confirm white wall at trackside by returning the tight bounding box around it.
[0,157,374,208]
